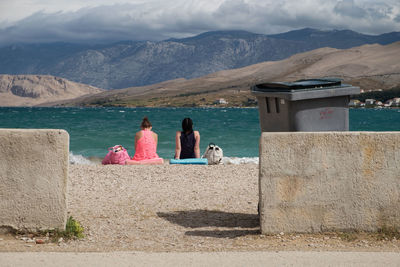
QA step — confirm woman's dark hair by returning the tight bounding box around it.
[141,117,152,129]
[182,117,193,134]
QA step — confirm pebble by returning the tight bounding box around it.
[36,239,45,244]
[279,232,284,236]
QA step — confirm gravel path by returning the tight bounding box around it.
[1,164,399,252]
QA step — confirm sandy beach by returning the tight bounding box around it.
[1,163,400,252]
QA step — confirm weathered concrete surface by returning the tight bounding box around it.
[2,252,400,267]
[0,129,69,232]
[259,132,400,234]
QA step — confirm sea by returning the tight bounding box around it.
[1,107,399,164]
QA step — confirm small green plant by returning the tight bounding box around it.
[37,216,84,241]
[65,216,84,239]
[28,216,84,242]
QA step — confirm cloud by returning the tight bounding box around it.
[0,0,399,46]
[334,0,396,20]
[334,0,367,18]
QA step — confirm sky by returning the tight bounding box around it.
[0,0,399,46]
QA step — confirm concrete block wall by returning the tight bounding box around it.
[259,132,400,234]
[0,129,69,232]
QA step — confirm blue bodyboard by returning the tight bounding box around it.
[169,158,208,165]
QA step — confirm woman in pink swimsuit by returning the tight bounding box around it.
[125,117,163,165]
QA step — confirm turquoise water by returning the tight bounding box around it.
[0,107,399,160]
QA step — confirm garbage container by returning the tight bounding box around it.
[251,78,360,132]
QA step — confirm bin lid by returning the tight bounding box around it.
[251,78,360,101]
[254,78,343,92]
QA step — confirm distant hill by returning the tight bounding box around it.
[267,28,400,47]
[0,75,103,106]
[44,42,400,108]
[0,28,399,89]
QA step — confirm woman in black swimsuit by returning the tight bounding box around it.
[174,118,200,159]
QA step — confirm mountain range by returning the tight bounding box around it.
[1,28,400,89]
[1,41,399,107]
[43,41,400,108]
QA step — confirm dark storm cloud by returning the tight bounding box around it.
[0,5,171,45]
[0,1,399,47]
[334,0,367,18]
[334,0,395,20]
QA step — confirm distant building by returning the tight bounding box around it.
[393,98,400,105]
[365,99,376,106]
[349,99,361,107]
[215,98,228,105]
[384,100,393,107]
[246,98,257,105]
[375,101,383,106]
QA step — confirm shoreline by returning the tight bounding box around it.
[72,154,260,165]
[2,105,400,109]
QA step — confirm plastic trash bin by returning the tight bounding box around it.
[251,78,360,132]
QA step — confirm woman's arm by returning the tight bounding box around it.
[174,131,181,159]
[194,131,200,158]
[134,131,139,150]
[152,132,158,149]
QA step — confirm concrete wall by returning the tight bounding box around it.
[259,132,400,234]
[0,129,69,232]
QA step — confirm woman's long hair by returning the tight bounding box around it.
[182,118,193,134]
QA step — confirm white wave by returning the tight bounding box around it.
[68,153,258,165]
[69,152,94,165]
[221,157,259,165]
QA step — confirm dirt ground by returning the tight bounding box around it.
[1,164,399,252]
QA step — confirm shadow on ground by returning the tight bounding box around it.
[157,210,259,238]
[185,229,260,238]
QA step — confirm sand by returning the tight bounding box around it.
[1,163,400,252]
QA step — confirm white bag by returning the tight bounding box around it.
[202,143,223,165]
